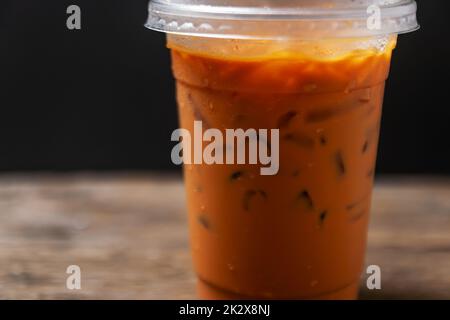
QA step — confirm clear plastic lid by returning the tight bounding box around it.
[145,0,418,40]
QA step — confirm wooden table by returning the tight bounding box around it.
[0,174,448,300]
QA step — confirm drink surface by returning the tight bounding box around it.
[169,36,395,299]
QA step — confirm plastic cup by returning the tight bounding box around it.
[146,0,418,300]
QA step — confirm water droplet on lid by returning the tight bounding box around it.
[74,221,89,231]
[218,25,232,31]
[199,23,213,30]
[167,21,178,28]
[179,22,194,30]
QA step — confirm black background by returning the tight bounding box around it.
[0,0,449,174]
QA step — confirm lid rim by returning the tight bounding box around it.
[150,1,417,20]
[146,0,419,39]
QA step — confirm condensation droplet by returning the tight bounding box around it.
[303,83,317,93]
[310,280,319,287]
[262,291,274,298]
[344,80,357,94]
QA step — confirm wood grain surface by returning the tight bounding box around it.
[0,174,448,300]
